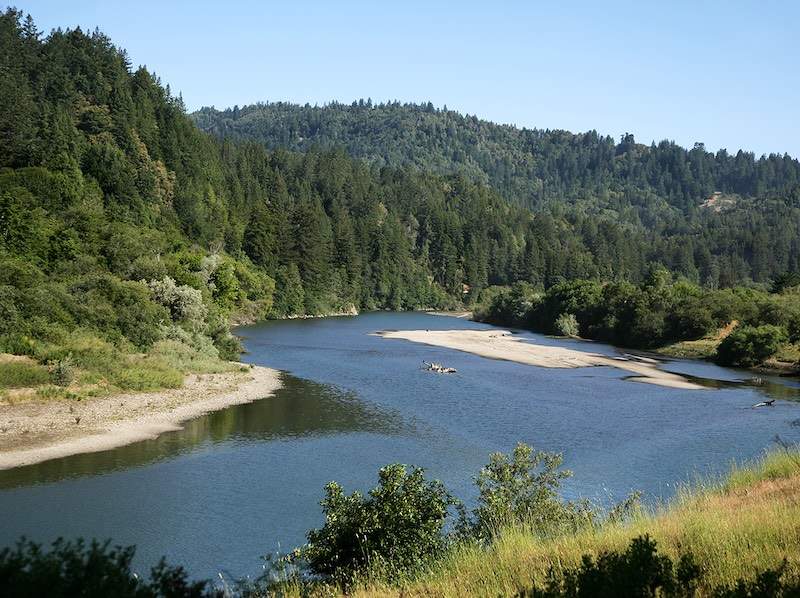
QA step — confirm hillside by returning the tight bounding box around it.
[6,8,721,403]
[192,102,800,213]
[194,102,800,285]
[2,6,800,400]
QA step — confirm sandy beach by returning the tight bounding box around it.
[379,329,706,390]
[0,365,282,470]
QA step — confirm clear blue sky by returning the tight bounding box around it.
[16,0,800,157]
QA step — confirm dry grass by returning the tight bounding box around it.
[286,450,800,598]
[656,321,742,360]
[0,335,237,404]
[657,338,719,359]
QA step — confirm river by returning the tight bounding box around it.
[1,312,798,581]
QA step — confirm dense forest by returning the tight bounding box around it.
[1,8,800,387]
[474,273,800,369]
[0,9,682,391]
[0,10,536,368]
[195,102,800,285]
[193,101,800,210]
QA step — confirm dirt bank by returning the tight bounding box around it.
[0,365,282,470]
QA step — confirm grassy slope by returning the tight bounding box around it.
[658,321,800,375]
[342,451,800,597]
[0,337,238,404]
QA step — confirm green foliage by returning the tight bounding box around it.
[147,277,207,330]
[272,264,305,317]
[0,538,217,598]
[478,279,800,368]
[467,443,591,541]
[47,356,75,387]
[715,325,788,367]
[0,361,50,388]
[195,102,800,287]
[555,313,579,337]
[302,464,457,583]
[68,275,168,349]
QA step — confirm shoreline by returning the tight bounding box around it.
[378,329,706,390]
[0,365,282,471]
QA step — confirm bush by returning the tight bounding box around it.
[715,324,788,367]
[47,356,75,386]
[666,302,715,341]
[69,274,168,348]
[302,464,457,583]
[0,538,216,598]
[554,313,579,337]
[147,276,207,330]
[467,443,592,541]
[481,283,541,328]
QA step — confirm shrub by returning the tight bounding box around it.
[554,313,579,337]
[147,276,207,330]
[482,283,541,328]
[0,538,216,598]
[47,356,75,387]
[302,464,458,583]
[69,274,168,348]
[666,302,715,341]
[715,324,788,367]
[467,443,592,541]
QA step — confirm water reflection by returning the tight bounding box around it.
[0,374,406,490]
[655,365,800,401]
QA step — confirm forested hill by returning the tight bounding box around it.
[2,3,800,388]
[192,101,800,212]
[3,5,664,364]
[193,102,800,286]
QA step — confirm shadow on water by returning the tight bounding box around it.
[0,374,407,490]
[676,373,800,401]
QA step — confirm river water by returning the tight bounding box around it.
[1,312,799,580]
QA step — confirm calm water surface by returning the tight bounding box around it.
[1,312,799,580]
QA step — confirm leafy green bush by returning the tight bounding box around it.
[69,274,169,348]
[715,324,788,367]
[554,313,579,337]
[480,283,541,327]
[147,277,208,330]
[0,538,217,598]
[302,464,457,583]
[47,356,75,387]
[466,443,593,541]
[666,301,715,340]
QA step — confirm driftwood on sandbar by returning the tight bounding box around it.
[423,361,457,374]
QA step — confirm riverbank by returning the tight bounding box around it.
[378,329,706,390]
[341,449,800,597]
[0,365,282,470]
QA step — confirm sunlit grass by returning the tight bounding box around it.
[0,360,50,388]
[657,337,719,359]
[278,448,800,597]
[2,331,237,401]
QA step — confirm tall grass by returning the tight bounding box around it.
[2,329,237,400]
[0,360,50,388]
[284,449,800,597]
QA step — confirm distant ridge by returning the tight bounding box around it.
[193,100,800,212]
